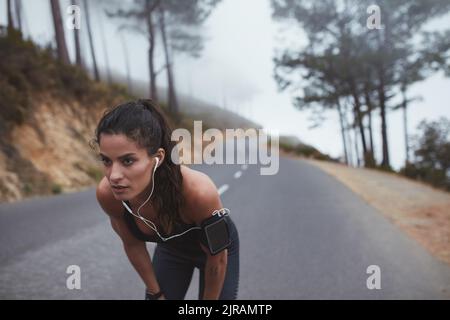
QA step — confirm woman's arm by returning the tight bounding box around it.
[109,216,163,297]
[201,247,228,300]
[96,179,164,298]
[187,174,229,300]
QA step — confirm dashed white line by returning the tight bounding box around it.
[218,184,229,195]
[234,171,242,179]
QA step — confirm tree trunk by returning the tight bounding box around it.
[401,88,410,165]
[159,6,179,115]
[337,100,349,165]
[354,126,361,167]
[83,0,100,81]
[347,75,369,167]
[50,0,70,64]
[97,8,112,84]
[14,0,22,33]
[342,100,353,166]
[351,92,369,166]
[378,82,390,168]
[120,32,133,94]
[345,114,354,166]
[73,25,82,67]
[346,125,353,166]
[72,0,82,67]
[378,16,391,169]
[368,107,374,156]
[364,85,376,166]
[146,0,157,101]
[7,0,14,33]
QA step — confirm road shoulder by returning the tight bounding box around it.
[288,155,450,267]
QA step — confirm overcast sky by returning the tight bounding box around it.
[2,0,450,170]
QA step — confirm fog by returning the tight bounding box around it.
[2,0,450,170]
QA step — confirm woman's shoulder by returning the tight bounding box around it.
[180,165,218,200]
[180,165,223,225]
[96,176,124,218]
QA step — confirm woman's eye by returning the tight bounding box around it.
[100,158,111,166]
[123,158,135,166]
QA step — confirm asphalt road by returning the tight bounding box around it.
[1,157,450,299]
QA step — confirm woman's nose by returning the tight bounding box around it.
[109,163,124,182]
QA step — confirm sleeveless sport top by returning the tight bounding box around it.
[122,200,203,252]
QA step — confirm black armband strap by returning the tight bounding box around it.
[200,208,231,255]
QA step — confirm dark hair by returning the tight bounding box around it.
[93,99,184,234]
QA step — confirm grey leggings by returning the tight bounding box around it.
[152,219,239,300]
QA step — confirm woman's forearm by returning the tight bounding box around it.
[123,243,161,294]
[202,253,228,300]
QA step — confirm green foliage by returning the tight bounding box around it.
[400,118,450,191]
[86,166,104,182]
[280,142,336,162]
[0,31,127,127]
[73,161,104,183]
[23,183,33,195]
[51,183,62,194]
[271,0,450,169]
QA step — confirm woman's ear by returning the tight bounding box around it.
[155,148,165,166]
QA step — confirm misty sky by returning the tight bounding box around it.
[1,0,450,170]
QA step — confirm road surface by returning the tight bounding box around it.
[1,157,450,299]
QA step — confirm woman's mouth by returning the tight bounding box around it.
[111,185,129,193]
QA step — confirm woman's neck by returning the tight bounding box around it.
[129,185,154,211]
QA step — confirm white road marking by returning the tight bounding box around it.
[241,164,248,170]
[218,184,229,195]
[234,171,242,179]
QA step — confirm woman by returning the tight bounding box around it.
[93,99,239,300]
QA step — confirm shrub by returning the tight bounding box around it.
[51,184,62,194]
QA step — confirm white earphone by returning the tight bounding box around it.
[133,156,159,213]
[121,155,231,242]
[122,154,202,241]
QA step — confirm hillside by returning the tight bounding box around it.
[0,30,333,203]
[107,71,263,131]
[0,32,263,202]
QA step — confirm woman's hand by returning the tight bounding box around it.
[145,289,165,300]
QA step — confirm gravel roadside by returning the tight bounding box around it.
[283,154,450,267]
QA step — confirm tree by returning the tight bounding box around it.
[159,0,221,115]
[272,0,450,168]
[83,0,100,81]
[158,5,178,114]
[119,31,133,94]
[97,7,112,84]
[402,118,450,190]
[107,0,221,106]
[71,0,83,67]
[14,0,23,34]
[415,118,450,170]
[7,0,14,34]
[50,0,70,64]
[107,0,161,101]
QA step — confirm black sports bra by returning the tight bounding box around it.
[122,200,201,244]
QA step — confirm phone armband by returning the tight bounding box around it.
[200,209,231,255]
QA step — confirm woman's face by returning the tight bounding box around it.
[99,133,155,201]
